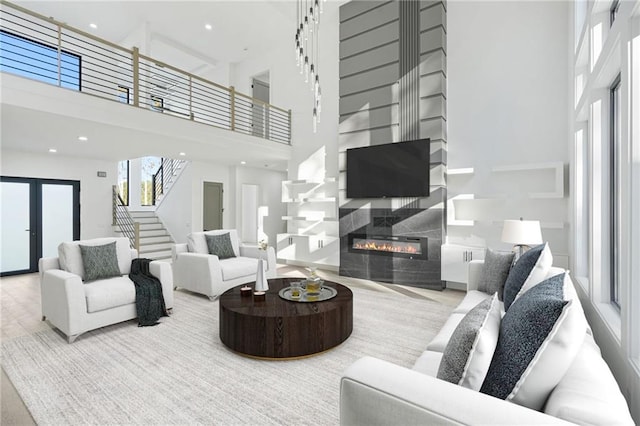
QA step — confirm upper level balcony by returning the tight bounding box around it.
[0,1,292,166]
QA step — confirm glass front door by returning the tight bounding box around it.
[1,180,34,274]
[1,177,80,276]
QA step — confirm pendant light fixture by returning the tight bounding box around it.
[295,0,325,133]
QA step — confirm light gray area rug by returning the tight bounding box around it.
[2,286,453,425]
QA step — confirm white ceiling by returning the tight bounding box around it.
[13,1,297,66]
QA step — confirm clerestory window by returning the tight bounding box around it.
[0,29,80,90]
[610,73,622,308]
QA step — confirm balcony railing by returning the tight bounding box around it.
[0,0,291,144]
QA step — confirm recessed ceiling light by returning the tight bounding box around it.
[89,23,97,29]
[204,23,212,31]
[240,161,246,165]
[179,152,186,156]
[78,136,88,141]
[48,148,57,153]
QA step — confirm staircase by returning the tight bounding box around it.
[125,211,174,261]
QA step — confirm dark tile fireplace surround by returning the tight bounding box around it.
[339,208,444,290]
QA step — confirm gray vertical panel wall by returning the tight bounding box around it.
[338,0,447,289]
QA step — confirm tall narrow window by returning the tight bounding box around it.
[140,157,162,206]
[117,160,129,206]
[0,30,80,90]
[610,73,622,308]
[575,126,590,280]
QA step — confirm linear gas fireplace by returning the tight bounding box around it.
[348,234,428,260]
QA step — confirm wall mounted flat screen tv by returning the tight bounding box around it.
[346,139,431,198]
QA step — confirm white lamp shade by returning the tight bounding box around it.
[501,219,543,245]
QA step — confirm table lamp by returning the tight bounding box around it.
[501,218,543,260]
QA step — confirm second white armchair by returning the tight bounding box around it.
[172,229,276,300]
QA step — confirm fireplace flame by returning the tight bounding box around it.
[353,240,420,254]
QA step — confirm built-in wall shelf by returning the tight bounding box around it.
[447,167,474,175]
[447,194,475,226]
[282,197,337,203]
[280,176,339,270]
[282,177,336,186]
[488,220,566,230]
[282,216,338,222]
[491,161,564,198]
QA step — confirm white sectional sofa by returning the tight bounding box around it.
[172,229,277,300]
[340,258,634,425]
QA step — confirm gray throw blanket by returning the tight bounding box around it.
[129,258,168,327]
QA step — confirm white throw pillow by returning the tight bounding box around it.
[437,293,501,391]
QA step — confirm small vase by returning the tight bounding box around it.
[255,258,269,292]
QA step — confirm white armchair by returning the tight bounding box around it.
[172,229,276,300]
[39,237,174,343]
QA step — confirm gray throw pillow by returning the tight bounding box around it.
[437,293,501,390]
[479,273,586,410]
[478,249,515,299]
[79,241,121,282]
[502,243,547,311]
[205,233,236,259]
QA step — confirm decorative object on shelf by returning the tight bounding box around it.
[501,218,543,260]
[295,0,325,132]
[240,286,252,297]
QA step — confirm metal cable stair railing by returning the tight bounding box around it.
[0,0,292,144]
[112,185,140,252]
[152,158,185,205]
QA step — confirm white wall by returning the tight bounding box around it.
[234,166,287,247]
[447,1,570,258]
[188,161,233,232]
[155,162,193,243]
[1,149,117,239]
[448,1,570,168]
[229,3,341,181]
[155,162,285,245]
[229,4,341,257]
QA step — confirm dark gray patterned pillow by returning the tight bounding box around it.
[437,293,501,390]
[205,233,236,259]
[79,242,121,282]
[480,273,585,410]
[502,243,549,310]
[478,249,514,298]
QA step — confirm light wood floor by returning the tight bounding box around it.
[1,265,464,424]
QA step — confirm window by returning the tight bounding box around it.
[118,85,130,104]
[575,125,590,280]
[0,30,80,90]
[610,73,622,308]
[117,161,129,206]
[151,95,164,112]
[140,157,162,206]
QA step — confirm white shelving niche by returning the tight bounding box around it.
[277,177,339,271]
[443,161,570,285]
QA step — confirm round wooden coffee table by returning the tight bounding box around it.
[219,277,353,359]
